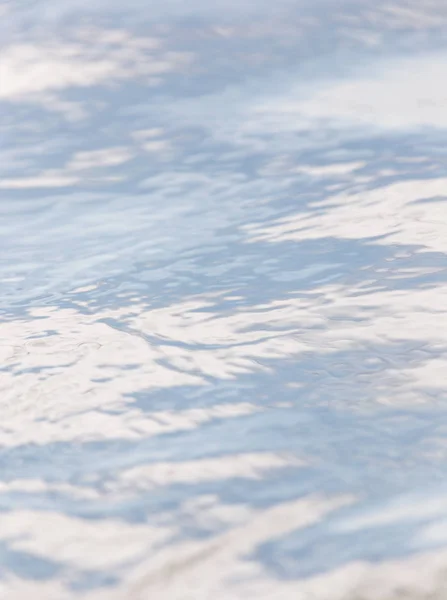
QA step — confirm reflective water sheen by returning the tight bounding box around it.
[1,1,447,598]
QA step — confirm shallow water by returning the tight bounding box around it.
[1,1,447,598]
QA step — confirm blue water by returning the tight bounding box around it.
[2,1,447,598]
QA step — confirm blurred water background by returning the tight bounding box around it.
[1,0,447,598]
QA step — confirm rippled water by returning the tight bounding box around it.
[1,1,447,598]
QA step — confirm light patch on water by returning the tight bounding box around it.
[117,452,307,489]
[243,177,447,253]
[0,174,80,189]
[266,52,447,130]
[0,27,192,114]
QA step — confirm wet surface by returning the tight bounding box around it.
[1,0,447,598]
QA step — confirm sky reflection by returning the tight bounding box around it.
[1,0,447,598]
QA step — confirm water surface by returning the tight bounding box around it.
[2,0,447,598]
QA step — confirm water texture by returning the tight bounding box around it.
[1,0,447,598]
